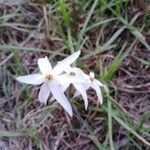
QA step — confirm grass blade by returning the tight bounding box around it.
[104,39,137,81]
[107,100,114,150]
[76,0,99,49]
[102,26,126,50]
[0,44,66,55]
[58,0,71,28]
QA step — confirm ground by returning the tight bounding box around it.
[0,0,150,150]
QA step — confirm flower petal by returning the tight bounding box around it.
[60,83,70,92]
[73,90,81,98]
[55,74,71,88]
[38,82,50,104]
[56,73,86,86]
[49,96,55,102]
[38,57,52,75]
[89,72,95,79]
[94,79,104,87]
[71,75,86,83]
[92,84,103,104]
[53,65,70,75]
[49,81,73,117]
[58,50,81,65]
[74,68,91,83]
[103,84,109,93]
[94,80,109,93]
[73,83,88,110]
[16,74,43,85]
[53,51,81,75]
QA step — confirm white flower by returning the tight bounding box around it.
[56,66,88,110]
[16,51,81,117]
[74,72,105,105]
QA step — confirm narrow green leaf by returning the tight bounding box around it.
[58,0,71,27]
[76,0,99,49]
[102,26,126,50]
[107,100,114,150]
[0,44,66,56]
[113,114,150,147]
[104,39,137,81]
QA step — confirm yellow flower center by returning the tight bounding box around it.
[45,74,53,81]
[90,77,94,82]
[69,71,76,76]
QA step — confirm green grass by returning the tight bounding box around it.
[0,0,150,149]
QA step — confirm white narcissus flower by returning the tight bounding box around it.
[86,72,104,104]
[56,66,88,110]
[16,51,81,117]
[74,72,105,105]
[16,50,106,115]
